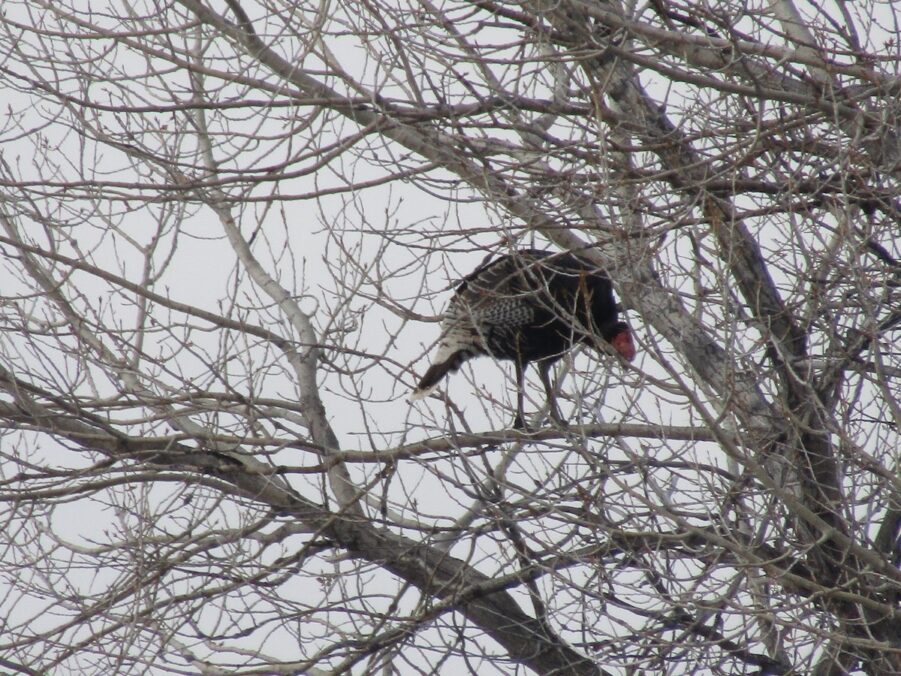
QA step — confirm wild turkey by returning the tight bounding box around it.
[411,249,636,428]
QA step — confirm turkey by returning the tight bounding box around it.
[411,249,636,428]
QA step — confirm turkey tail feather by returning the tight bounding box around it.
[410,351,467,400]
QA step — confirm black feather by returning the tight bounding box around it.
[412,249,632,428]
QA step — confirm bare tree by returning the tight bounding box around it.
[0,0,898,673]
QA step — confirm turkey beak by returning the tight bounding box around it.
[611,330,636,362]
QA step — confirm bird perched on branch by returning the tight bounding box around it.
[411,249,636,428]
